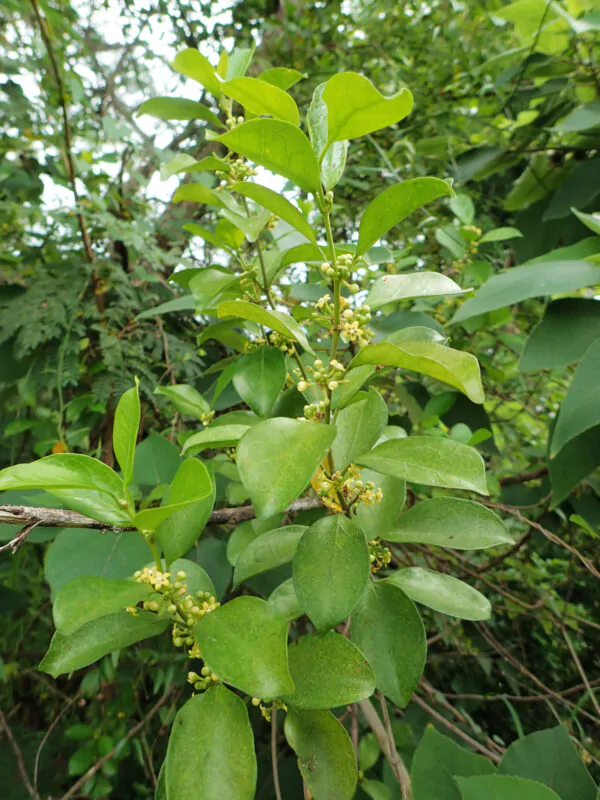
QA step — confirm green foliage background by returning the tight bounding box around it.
[0,0,599,797]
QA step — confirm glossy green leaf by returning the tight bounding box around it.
[221,208,271,243]
[182,425,250,456]
[171,48,221,95]
[137,97,223,128]
[351,581,425,707]
[335,365,376,409]
[40,610,168,677]
[357,178,453,255]
[217,119,321,192]
[411,725,495,800]
[362,780,392,800]
[384,498,511,548]
[154,384,211,420]
[571,207,600,235]
[184,222,233,251]
[268,579,304,621]
[356,437,488,495]
[233,525,307,586]
[136,294,196,321]
[157,471,216,564]
[237,418,335,518]
[155,761,166,800]
[332,389,388,471]
[293,515,370,631]
[232,346,286,418]
[323,71,413,143]
[498,725,597,800]
[134,434,181,487]
[226,516,279,566]
[194,596,294,698]
[165,686,256,800]
[456,775,561,800]
[218,300,314,355]
[259,67,306,90]
[53,576,152,635]
[479,227,523,243]
[220,77,299,124]
[551,338,600,457]
[387,568,491,620]
[350,341,484,404]
[358,733,381,771]
[283,632,376,709]
[230,182,315,242]
[225,45,255,80]
[189,268,239,311]
[172,183,225,207]
[133,458,212,532]
[308,82,348,191]
[284,708,357,800]
[354,470,406,537]
[366,271,469,310]
[555,101,600,132]
[452,261,600,324]
[168,558,215,597]
[519,299,600,371]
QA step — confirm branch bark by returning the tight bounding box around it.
[358,698,412,800]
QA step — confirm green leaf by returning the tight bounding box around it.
[555,101,600,132]
[356,437,488,495]
[217,119,321,192]
[452,261,600,325]
[357,179,453,255]
[232,347,287,418]
[366,271,469,311]
[332,389,388,471]
[354,470,406,537]
[230,182,315,242]
[479,227,523,243]
[194,596,294,698]
[157,472,216,564]
[137,97,223,128]
[448,194,475,225]
[387,568,491,620]
[411,725,495,800]
[519,299,600,371]
[571,207,600,235]
[40,610,169,677]
[549,425,600,505]
[308,83,348,191]
[155,762,166,800]
[358,733,381,771]
[283,632,376,709]
[136,294,196,321]
[384,498,511,548]
[323,72,413,143]
[184,222,233,251]
[45,529,151,597]
[351,581,425,707]
[53,576,152,635]
[237,418,335,518]
[225,46,255,80]
[171,48,221,95]
[498,725,597,800]
[268,579,304,621]
[221,208,271,243]
[259,67,306,90]
[362,780,392,800]
[181,425,250,456]
[456,775,561,800]
[189,268,239,312]
[293,515,370,631]
[335,365,376,409]
[284,708,357,800]
[220,77,299,125]
[154,384,211,420]
[113,381,140,487]
[551,338,600,457]
[165,686,256,800]
[134,434,181,487]
[233,525,307,586]
[218,300,314,355]
[168,558,215,597]
[350,341,484,404]
[172,183,225,207]
[133,458,212,532]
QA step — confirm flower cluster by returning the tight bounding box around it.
[250,697,287,722]
[368,538,391,572]
[320,253,360,293]
[129,567,220,658]
[268,330,297,356]
[217,156,257,187]
[316,463,383,512]
[314,295,374,348]
[297,357,346,394]
[187,667,220,692]
[200,410,215,427]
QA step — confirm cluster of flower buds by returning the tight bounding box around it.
[296,357,346,395]
[303,398,329,422]
[339,300,374,347]
[368,538,392,572]
[268,330,296,356]
[200,410,215,427]
[225,115,245,129]
[187,667,220,692]
[250,697,287,722]
[216,157,257,188]
[128,567,220,657]
[317,463,383,512]
[320,254,360,294]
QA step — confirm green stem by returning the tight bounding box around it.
[148,537,163,571]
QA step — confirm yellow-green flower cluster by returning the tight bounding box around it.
[296,356,346,395]
[317,463,383,512]
[268,330,296,356]
[320,253,360,293]
[314,295,373,348]
[368,538,391,573]
[187,667,220,692]
[250,697,287,722]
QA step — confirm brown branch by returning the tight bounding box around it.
[0,710,40,800]
[499,466,548,486]
[0,522,40,555]
[358,698,412,800]
[58,690,172,800]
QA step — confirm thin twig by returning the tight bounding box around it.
[0,709,40,800]
[34,694,81,794]
[271,706,282,800]
[0,522,40,554]
[358,698,412,800]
